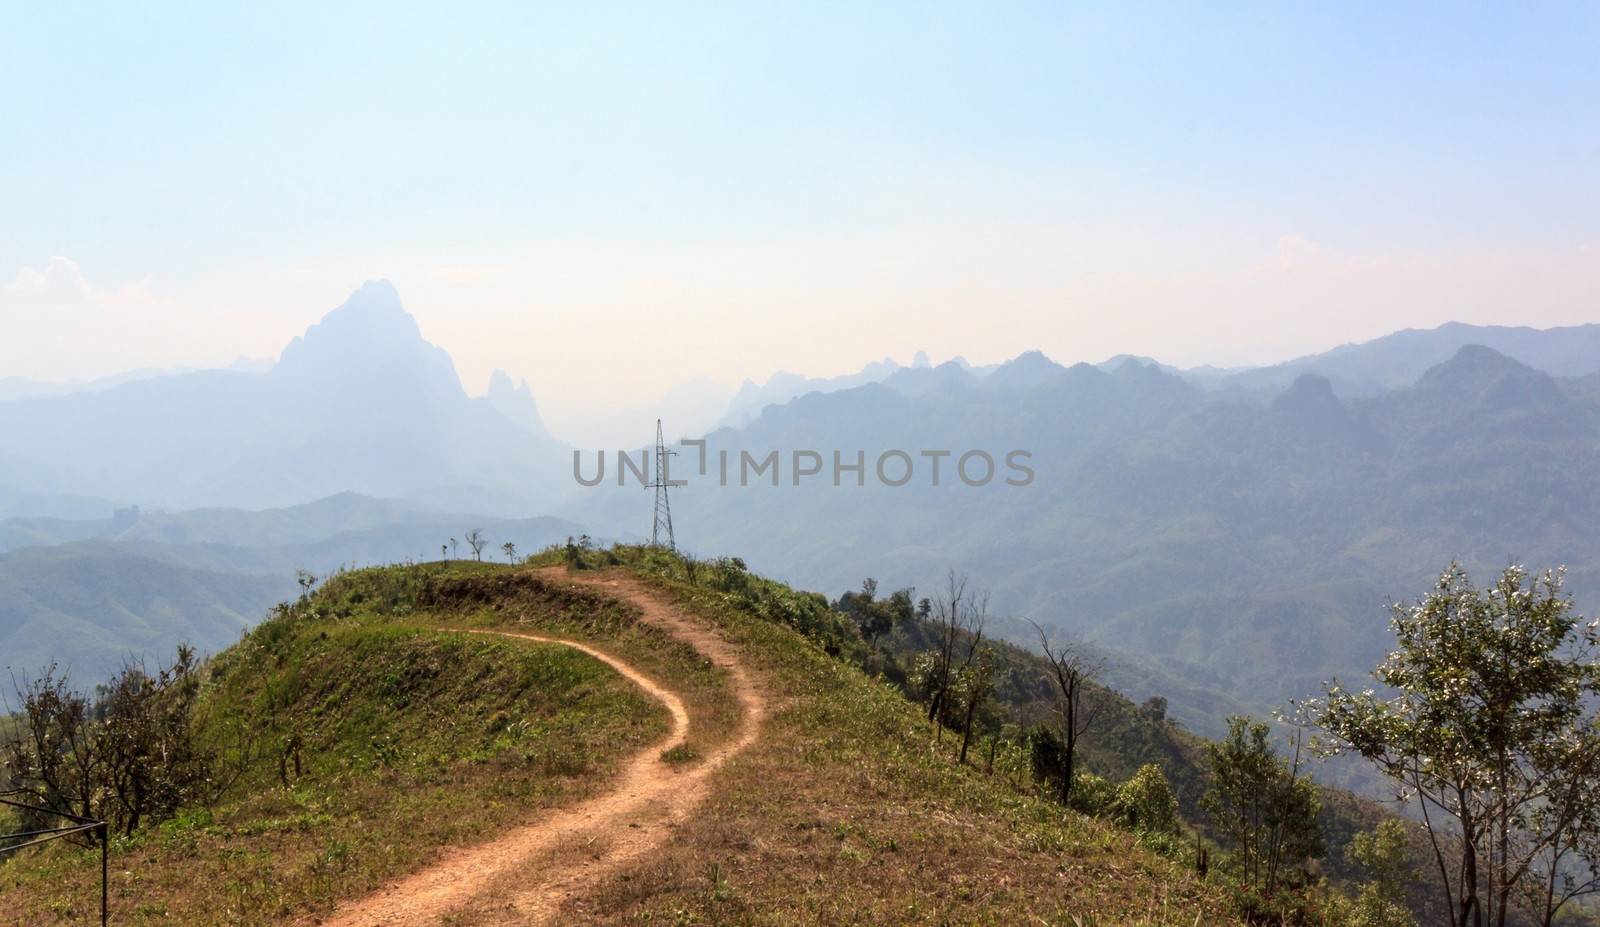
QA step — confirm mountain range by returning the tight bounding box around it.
[6,281,1600,736]
[1204,321,1600,397]
[562,338,1600,733]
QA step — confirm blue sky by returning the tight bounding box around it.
[3,3,1598,426]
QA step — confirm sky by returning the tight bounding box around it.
[3,3,1599,435]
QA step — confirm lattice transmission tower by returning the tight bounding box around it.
[646,419,676,550]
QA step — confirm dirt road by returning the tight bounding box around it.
[316,570,764,926]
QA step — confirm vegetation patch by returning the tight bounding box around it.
[660,744,699,765]
[1,563,670,925]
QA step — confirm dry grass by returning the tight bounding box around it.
[532,563,1241,926]
[3,558,1241,925]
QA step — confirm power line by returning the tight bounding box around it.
[645,419,677,550]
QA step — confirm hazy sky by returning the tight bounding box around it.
[4,3,1599,429]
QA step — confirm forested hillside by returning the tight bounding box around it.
[566,344,1600,734]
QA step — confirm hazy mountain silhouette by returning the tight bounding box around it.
[0,281,567,516]
[719,357,906,428]
[485,369,550,437]
[10,299,1600,727]
[1203,320,1600,397]
[710,322,1600,434]
[565,343,1600,731]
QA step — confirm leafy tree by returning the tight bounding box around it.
[296,569,317,601]
[878,589,914,644]
[501,541,516,562]
[1202,716,1322,895]
[1306,564,1600,927]
[835,579,915,648]
[953,645,998,764]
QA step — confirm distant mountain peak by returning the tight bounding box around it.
[1285,371,1336,395]
[1204,321,1600,397]
[1099,354,1178,376]
[487,368,518,394]
[1398,344,1579,422]
[880,359,977,398]
[485,369,549,437]
[315,279,416,336]
[1446,342,1519,366]
[913,350,931,368]
[1418,344,1541,389]
[1271,373,1344,418]
[346,278,403,310]
[277,280,426,361]
[983,349,1067,392]
[271,281,465,404]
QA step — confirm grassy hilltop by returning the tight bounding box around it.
[3,549,1242,925]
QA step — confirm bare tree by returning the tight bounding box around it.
[1030,620,1102,803]
[6,648,225,837]
[464,529,486,561]
[98,647,210,835]
[923,571,971,731]
[4,666,100,825]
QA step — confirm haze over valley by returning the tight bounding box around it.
[9,10,1600,921]
[7,280,1600,741]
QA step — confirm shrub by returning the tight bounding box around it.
[1067,771,1118,817]
[1115,763,1179,835]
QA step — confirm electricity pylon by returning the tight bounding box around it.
[646,419,676,550]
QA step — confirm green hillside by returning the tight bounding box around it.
[2,563,671,924]
[0,493,583,683]
[3,553,1243,925]
[0,544,296,683]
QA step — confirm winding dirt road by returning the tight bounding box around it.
[316,570,765,926]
